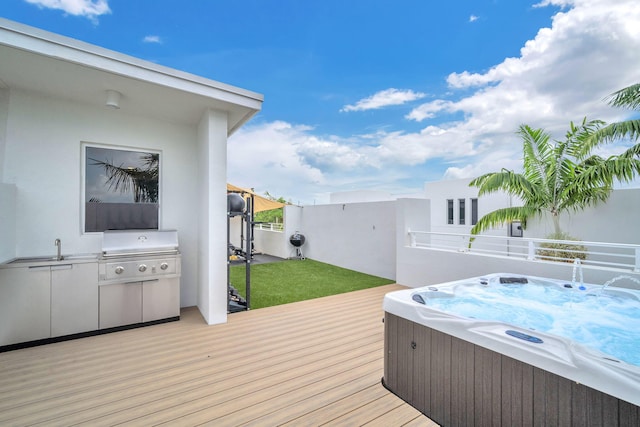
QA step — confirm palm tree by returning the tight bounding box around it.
[469,119,613,236]
[469,83,640,241]
[90,153,159,203]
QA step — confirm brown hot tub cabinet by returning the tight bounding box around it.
[382,312,640,426]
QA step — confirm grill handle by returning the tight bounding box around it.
[101,250,179,258]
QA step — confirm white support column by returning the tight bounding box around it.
[197,108,228,325]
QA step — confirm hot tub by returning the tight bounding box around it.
[382,273,640,426]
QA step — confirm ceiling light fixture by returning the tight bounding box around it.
[105,89,121,109]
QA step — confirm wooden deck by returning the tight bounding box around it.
[0,284,437,426]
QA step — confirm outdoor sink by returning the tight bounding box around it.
[6,254,97,264]
[7,256,59,264]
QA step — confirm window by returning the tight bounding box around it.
[471,198,478,225]
[84,145,160,232]
[459,199,465,225]
[447,199,454,224]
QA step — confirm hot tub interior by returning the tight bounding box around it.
[411,274,640,367]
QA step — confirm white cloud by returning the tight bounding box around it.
[230,0,640,203]
[228,121,327,203]
[143,35,162,44]
[533,0,573,8]
[341,88,427,112]
[25,0,111,21]
[418,0,640,178]
[405,100,456,122]
[443,149,522,180]
[469,15,479,23]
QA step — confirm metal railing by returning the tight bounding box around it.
[254,222,284,232]
[407,229,640,272]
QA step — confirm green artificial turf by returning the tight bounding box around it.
[229,258,394,309]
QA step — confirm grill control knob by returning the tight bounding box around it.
[115,266,124,275]
[160,262,169,270]
[138,264,147,272]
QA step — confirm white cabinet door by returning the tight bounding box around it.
[99,282,142,329]
[51,263,99,337]
[142,277,180,322]
[0,267,51,346]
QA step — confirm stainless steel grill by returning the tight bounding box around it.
[98,230,181,329]
[101,229,179,257]
[99,230,181,283]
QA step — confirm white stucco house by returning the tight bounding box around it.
[0,18,263,325]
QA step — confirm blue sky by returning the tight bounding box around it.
[2,0,639,204]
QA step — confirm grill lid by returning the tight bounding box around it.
[101,230,179,257]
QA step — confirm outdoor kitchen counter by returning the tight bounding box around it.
[0,255,100,349]
[0,254,99,268]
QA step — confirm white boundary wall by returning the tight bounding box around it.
[252,198,427,281]
[525,188,640,244]
[396,246,640,289]
[292,201,397,279]
[250,181,640,287]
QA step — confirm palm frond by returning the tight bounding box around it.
[519,124,552,187]
[89,156,159,203]
[604,83,640,110]
[559,183,611,213]
[580,83,640,153]
[566,118,605,159]
[573,155,640,187]
[469,205,539,236]
[588,120,640,147]
[90,158,135,195]
[619,142,640,159]
[469,169,537,203]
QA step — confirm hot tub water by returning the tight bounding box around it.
[413,275,640,367]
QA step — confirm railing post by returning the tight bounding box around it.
[527,240,536,260]
[635,247,640,272]
[459,235,468,252]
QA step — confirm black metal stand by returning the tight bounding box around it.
[227,192,253,313]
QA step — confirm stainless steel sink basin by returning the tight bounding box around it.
[8,256,59,264]
[6,254,98,264]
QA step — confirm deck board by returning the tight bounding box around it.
[0,284,433,426]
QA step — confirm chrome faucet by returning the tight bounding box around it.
[54,238,63,261]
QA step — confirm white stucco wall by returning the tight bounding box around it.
[0,183,16,262]
[425,178,640,244]
[0,89,13,262]
[525,188,640,244]
[1,89,202,306]
[288,201,396,279]
[252,228,286,258]
[329,190,394,203]
[397,183,640,288]
[396,246,640,289]
[249,180,639,287]
[425,178,513,235]
[253,204,304,259]
[0,88,8,180]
